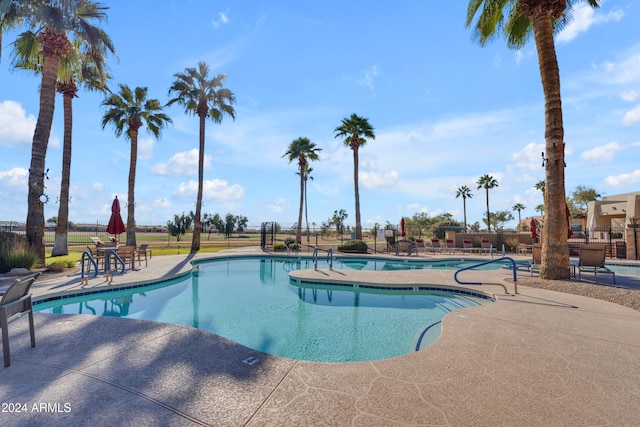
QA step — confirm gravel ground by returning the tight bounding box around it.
[514,276,640,312]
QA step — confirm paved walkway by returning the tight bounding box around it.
[2,248,640,426]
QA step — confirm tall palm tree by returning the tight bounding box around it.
[466,1,602,279]
[512,203,526,232]
[12,32,114,256]
[334,113,375,240]
[4,0,112,265]
[101,84,172,247]
[455,185,473,230]
[283,137,321,244]
[477,174,498,232]
[167,61,236,252]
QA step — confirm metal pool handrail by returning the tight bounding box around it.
[453,256,518,294]
[311,246,334,271]
[105,249,125,282]
[80,251,98,285]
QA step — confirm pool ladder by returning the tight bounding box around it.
[312,247,333,271]
[454,256,519,294]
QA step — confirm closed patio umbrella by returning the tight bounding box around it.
[400,217,406,237]
[566,204,573,238]
[106,196,126,243]
[530,218,538,241]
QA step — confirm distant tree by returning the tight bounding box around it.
[568,185,601,218]
[455,185,473,230]
[334,113,375,240]
[469,221,481,232]
[236,215,248,232]
[484,210,514,230]
[283,137,321,243]
[167,213,192,241]
[329,209,348,235]
[167,61,236,252]
[512,203,526,232]
[224,213,236,237]
[476,174,498,231]
[535,204,545,215]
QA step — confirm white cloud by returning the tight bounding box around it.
[510,142,545,172]
[0,167,28,188]
[580,141,622,162]
[152,198,171,208]
[0,101,36,146]
[604,169,640,187]
[360,170,399,189]
[174,178,244,202]
[622,104,640,125]
[212,11,229,28]
[358,65,379,92]
[152,149,211,176]
[265,198,288,214]
[557,4,623,44]
[621,90,639,102]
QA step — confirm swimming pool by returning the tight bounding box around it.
[35,256,492,362]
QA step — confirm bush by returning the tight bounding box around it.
[0,249,38,273]
[46,261,68,273]
[337,240,369,253]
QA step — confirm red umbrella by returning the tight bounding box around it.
[566,204,573,238]
[106,196,126,242]
[400,217,406,237]
[530,218,538,240]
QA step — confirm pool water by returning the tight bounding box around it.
[606,264,640,277]
[35,257,491,362]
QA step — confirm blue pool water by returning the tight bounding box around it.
[606,264,640,277]
[35,257,492,362]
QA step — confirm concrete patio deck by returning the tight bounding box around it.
[1,248,640,426]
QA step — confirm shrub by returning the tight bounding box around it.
[46,261,68,273]
[0,249,38,273]
[338,240,369,253]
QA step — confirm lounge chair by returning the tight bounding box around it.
[1,272,41,367]
[414,239,426,254]
[444,239,456,254]
[577,244,615,284]
[480,239,492,255]
[430,239,443,253]
[462,239,476,254]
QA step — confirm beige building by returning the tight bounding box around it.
[586,191,640,230]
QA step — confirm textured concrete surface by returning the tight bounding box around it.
[1,248,640,426]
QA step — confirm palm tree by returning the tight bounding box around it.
[334,113,375,240]
[476,174,498,232]
[512,203,526,232]
[101,84,172,247]
[455,185,473,230]
[167,61,236,252]
[302,165,314,242]
[4,0,112,265]
[283,137,321,244]
[12,32,114,256]
[466,1,602,279]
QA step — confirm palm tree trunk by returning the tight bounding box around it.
[126,129,138,247]
[26,46,65,266]
[191,113,206,252]
[353,147,362,240]
[304,177,310,243]
[485,188,491,232]
[296,162,304,244]
[533,14,569,280]
[52,89,75,256]
[463,197,467,230]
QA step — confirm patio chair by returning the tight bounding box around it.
[1,272,41,367]
[137,244,151,266]
[414,239,427,254]
[430,239,443,253]
[117,246,137,270]
[480,239,492,255]
[530,243,542,276]
[444,239,456,254]
[395,239,416,256]
[577,244,615,284]
[462,239,476,254]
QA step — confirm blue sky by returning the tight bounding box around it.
[1,1,639,230]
